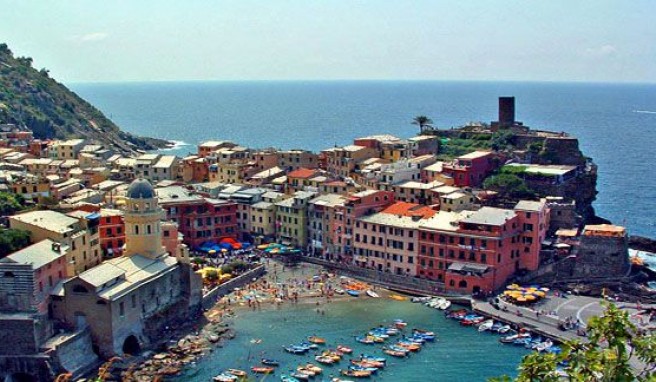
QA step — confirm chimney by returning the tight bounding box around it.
[498,97,515,127]
[52,242,61,252]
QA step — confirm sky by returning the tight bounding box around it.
[1,1,655,83]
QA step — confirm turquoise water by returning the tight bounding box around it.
[174,299,528,381]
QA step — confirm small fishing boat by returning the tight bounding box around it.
[389,294,407,301]
[283,346,307,354]
[296,367,316,377]
[365,290,379,298]
[536,340,554,352]
[396,341,421,352]
[351,359,385,369]
[308,336,326,344]
[438,299,452,310]
[497,325,512,334]
[382,347,407,357]
[361,354,386,363]
[355,336,375,344]
[340,368,372,378]
[393,319,408,328]
[337,345,353,354]
[387,345,409,354]
[349,365,378,374]
[227,369,247,377]
[213,374,237,382]
[252,366,275,374]
[347,289,360,297]
[335,288,345,295]
[500,332,529,344]
[411,296,432,303]
[367,329,389,338]
[290,372,310,381]
[478,319,495,332]
[280,375,300,382]
[262,358,280,366]
[315,355,337,365]
[446,309,469,319]
[490,322,504,332]
[303,364,323,374]
[412,329,436,338]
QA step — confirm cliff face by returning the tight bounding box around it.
[0,43,168,154]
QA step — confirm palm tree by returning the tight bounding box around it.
[412,115,434,133]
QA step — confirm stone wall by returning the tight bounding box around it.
[0,355,53,382]
[47,329,98,378]
[0,315,40,355]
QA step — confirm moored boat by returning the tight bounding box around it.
[365,290,380,298]
[280,375,301,382]
[308,335,326,344]
[252,366,275,374]
[261,358,280,366]
[337,345,353,354]
[227,369,247,377]
[340,368,372,378]
[213,374,237,382]
[303,364,323,374]
[315,355,337,364]
[335,288,345,295]
[478,319,494,332]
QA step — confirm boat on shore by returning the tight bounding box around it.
[389,294,407,301]
[366,290,379,298]
[347,290,360,297]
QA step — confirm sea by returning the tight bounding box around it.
[70,81,656,238]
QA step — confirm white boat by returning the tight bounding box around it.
[536,340,553,352]
[366,290,380,298]
[335,288,345,295]
[411,296,432,303]
[478,319,494,332]
[497,325,511,334]
[438,300,452,310]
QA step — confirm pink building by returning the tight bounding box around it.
[352,201,435,276]
[0,239,69,313]
[417,202,549,294]
[441,151,497,187]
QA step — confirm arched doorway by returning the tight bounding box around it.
[9,373,37,382]
[122,335,141,355]
[473,285,481,294]
[458,280,468,289]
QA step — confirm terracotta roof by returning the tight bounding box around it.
[287,168,317,179]
[381,201,436,219]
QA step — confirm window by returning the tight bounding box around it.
[119,302,125,317]
[131,294,137,308]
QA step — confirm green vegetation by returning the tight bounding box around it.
[204,268,219,281]
[491,303,656,382]
[0,228,31,258]
[0,43,166,153]
[436,131,516,161]
[220,260,249,274]
[412,115,434,134]
[0,191,25,215]
[500,165,528,175]
[483,173,535,199]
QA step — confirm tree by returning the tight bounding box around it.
[483,173,535,199]
[490,303,656,382]
[0,229,31,258]
[0,192,25,216]
[412,115,434,133]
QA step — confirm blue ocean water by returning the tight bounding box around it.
[70,81,656,237]
[173,298,529,382]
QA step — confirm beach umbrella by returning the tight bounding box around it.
[257,244,269,250]
[221,249,228,253]
[503,291,514,296]
[508,284,520,290]
[525,295,536,301]
[533,291,546,297]
[540,287,550,292]
[516,297,527,302]
[208,250,216,255]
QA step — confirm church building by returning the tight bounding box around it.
[50,179,202,357]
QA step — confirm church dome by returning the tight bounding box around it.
[126,178,155,199]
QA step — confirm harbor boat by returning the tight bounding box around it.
[365,290,380,298]
[290,372,310,381]
[308,336,326,344]
[383,327,399,335]
[438,299,452,310]
[335,288,345,295]
[446,309,469,319]
[389,294,407,301]
[478,319,495,332]
[526,337,544,349]
[382,347,407,357]
[296,367,317,377]
[412,329,436,340]
[351,359,385,368]
[283,346,307,354]
[298,342,318,350]
[367,329,389,338]
[490,322,504,332]
[361,355,386,363]
[500,332,530,344]
[347,289,360,297]
[340,369,373,378]
[348,366,378,374]
[315,355,337,364]
[355,336,375,344]
[252,366,275,374]
[512,337,532,347]
[322,350,343,361]
[336,345,353,354]
[280,375,301,382]
[396,341,421,351]
[262,358,280,366]
[227,369,247,377]
[213,374,238,382]
[460,315,485,326]
[536,340,554,352]
[393,319,408,328]
[388,345,410,354]
[303,364,323,374]
[497,325,512,334]
[411,296,432,303]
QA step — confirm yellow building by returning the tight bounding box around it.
[9,210,102,275]
[50,139,86,160]
[250,201,276,239]
[274,191,316,248]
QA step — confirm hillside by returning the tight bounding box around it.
[0,43,169,154]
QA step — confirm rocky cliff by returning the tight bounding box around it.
[0,43,169,154]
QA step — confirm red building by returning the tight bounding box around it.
[417,201,549,295]
[442,151,497,187]
[157,186,238,249]
[99,209,125,258]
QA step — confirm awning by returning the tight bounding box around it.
[448,262,489,273]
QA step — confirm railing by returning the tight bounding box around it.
[201,265,266,309]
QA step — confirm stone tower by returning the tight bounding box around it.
[123,178,166,259]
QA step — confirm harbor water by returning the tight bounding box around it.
[173,298,528,381]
